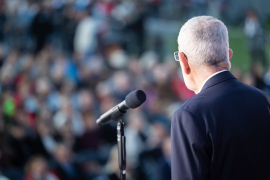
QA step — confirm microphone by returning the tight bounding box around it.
[96,89,146,125]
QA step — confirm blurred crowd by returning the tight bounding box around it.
[0,0,269,180]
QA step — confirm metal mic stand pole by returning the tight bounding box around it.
[117,118,126,180]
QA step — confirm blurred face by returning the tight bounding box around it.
[128,111,144,132]
[37,121,51,136]
[10,125,25,140]
[84,113,97,130]
[31,158,48,176]
[61,98,73,116]
[79,91,94,111]
[149,122,168,147]
[54,144,71,164]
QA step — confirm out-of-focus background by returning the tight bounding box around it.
[0,0,269,180]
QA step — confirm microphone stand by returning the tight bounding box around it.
[96,89,147,179]
[117,117,126,180]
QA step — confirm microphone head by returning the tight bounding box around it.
[125,89,146,109]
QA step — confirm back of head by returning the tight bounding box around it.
[178,16,229,69]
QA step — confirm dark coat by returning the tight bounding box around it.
[171,71,270,180]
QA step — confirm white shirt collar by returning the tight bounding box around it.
[198,70,228,93]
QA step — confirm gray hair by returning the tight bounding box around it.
[178,16,229,68]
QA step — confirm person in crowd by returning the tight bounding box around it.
[31,1,53,53]
[94,146,120,180]
[244,9,268,69]
[158,136,171,180]
[24,155,59,180]
[52,143,87,180]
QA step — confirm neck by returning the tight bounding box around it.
[193,65,229,94]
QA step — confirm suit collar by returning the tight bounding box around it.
[198,70,228,92]
[200,71,236,92]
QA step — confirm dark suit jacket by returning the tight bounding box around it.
[171,71,270,180]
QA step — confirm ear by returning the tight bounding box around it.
[229,49,233,61]
[179,52,190,75]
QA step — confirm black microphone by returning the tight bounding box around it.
[96,90,146,125]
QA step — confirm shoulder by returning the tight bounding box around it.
[236,80,270,101]
[172,108,193,119]
[253,85,270,97]
[252,85,270,103]
[174,93,207,117]
[172,105,199,126]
